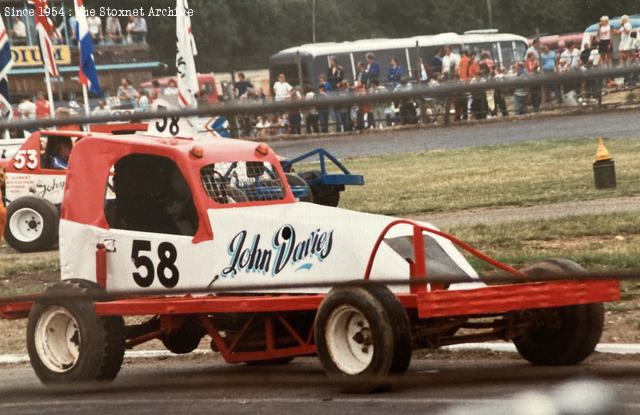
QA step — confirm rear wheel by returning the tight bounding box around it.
[513,259,604,365]
[26,280,125,384]
[315,283,412,392]
[5,196,59,252]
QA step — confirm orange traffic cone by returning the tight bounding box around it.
[593,138,616,189]
[595,137,612,162]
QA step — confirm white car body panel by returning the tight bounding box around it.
[5,172,67,204]
[60,203,483,294]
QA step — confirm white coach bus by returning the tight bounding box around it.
[269,30,528,88]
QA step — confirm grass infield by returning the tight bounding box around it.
[337,138,640,216]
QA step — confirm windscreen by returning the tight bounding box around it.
[201,161,286,204]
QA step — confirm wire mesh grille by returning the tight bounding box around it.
[201,161,286,204]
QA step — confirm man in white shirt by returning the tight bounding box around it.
[92,100,111,116]
[273,74,293,102]
[569,42,581,70]
[11,17,26,44]
[559,42,580,71]
[18,98,36,120]
[131,17,147,43]
[105,16,123,44]
[87,16,103,43]
[526,38,541,61]
[442,46,460,80]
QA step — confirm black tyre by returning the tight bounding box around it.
[314,189,340,207]
[285,173,313,203]
[298,170,341,207]
[27,280,125,384]
[161,316,206,354]
[5,196,59,252]
[513,259,604,366]
[315,283,412,392]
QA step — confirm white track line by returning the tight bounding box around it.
[2,343,640,366]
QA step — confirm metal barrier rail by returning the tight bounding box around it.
[1,65,640,132]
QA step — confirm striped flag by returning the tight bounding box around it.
[33,0,58,77]
[176,0,199,109]
[0,17,13,115]
[74,0,102,96]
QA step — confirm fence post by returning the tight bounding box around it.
[444,95,452,126]
[296,50,303,88]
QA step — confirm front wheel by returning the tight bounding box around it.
[513,259,604,366]
[315,283,412,392]
[5,196,59,252]
[26,281,125,384]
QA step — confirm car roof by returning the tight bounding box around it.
[73,131,268,163]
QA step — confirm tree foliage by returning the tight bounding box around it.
[86,0,639,72]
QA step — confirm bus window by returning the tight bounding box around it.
[270,63,309,87]
[514,41,527,63]
[355,49,409,84]
[314,54,352,84]
[467,42,499,62]
[408,46,437,76]
[500,42,514,69]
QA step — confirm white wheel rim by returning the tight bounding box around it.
[325,305,374,375]
[9,208,44,243]
[34,306,81,373]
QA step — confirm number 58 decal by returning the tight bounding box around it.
[131,240,180,288]
[13,150,38,170]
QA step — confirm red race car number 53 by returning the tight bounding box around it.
[13,150,38,170]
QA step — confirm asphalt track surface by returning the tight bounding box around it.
[3,355,640,415]
[270,110,640,159]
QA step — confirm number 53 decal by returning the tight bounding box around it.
[131,240,180,288]
[14,150,38,170]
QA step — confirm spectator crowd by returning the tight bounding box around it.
[238,13,640,138]
[9,14,148,45]
[4,9,640,139]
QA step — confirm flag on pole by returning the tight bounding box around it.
[176,0,199,109]
[0,17,14,115]
[74,0,102,96]
[33,0,58,77]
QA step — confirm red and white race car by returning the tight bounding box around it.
[1,121,362,253]
[0,129,620,391]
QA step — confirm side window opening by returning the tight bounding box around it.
[201,161,286,204]
[41,136,75,170]
[105,154,199,236]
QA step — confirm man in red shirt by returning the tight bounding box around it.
[467,54,480,79]
[35,92,50,119]
[458,50,470,81]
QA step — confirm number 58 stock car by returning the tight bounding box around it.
[0,123,362,253]
[0,127,620,391]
